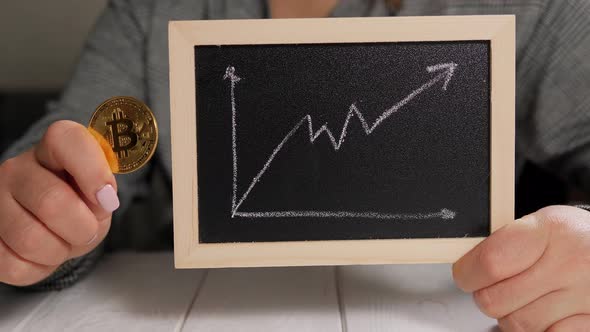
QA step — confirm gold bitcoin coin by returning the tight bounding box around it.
[88,96,158,174]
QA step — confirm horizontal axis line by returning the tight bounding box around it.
[233,209,456,220]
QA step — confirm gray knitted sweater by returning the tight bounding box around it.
[2,0,590,290]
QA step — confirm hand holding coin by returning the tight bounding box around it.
[88,96,158,174]
[0,96,157,286]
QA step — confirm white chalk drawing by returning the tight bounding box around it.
[234,209,456,220]
[222,63,458,220]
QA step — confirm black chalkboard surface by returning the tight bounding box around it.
[195,41,491,243]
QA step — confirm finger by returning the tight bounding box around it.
[472,207,590,318]
[452,214,549,292]
[68,211,111,259]
[63,175,112,258]
[66,172,114,222]
[35,120,119,213]
[10,151,98,246]
[472,251,560,318]
[548,314,590,332]
[0,239,56,286]
[0,193,70,266]
[498,288,590,332]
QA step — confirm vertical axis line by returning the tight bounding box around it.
[224,66,241,216]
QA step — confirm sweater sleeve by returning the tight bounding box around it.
[1,0,154,290]
[516,0,590,193]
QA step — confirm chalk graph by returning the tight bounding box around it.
[224,63,458,220]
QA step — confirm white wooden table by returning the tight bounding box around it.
[1,253,498,332]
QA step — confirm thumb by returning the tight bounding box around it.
[453,212,550,292]
[35,120,119,217]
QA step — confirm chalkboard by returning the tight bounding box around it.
[196,41,490,243]
[169,17,515,267]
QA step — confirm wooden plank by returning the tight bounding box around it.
[16,253,205,332]
[182,266,342,332]
[338,264,499,332]
[0,284,52,331]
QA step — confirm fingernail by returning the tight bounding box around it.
[96,184,119,212]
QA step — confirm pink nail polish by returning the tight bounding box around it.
[96,184,119,212]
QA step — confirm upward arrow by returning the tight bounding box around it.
[223,65,241,84]
[369,62,457,132]
[426,62,457,91]
[225,62,459,217]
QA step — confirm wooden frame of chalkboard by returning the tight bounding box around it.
[169,16,515,268]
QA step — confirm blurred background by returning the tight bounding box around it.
[0,0,576,217]
[0,0,106,152]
